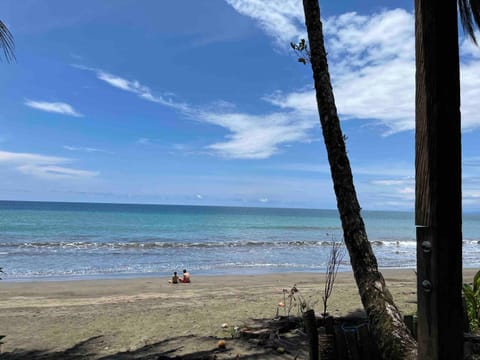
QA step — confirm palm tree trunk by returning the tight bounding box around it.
[301,1,417,358]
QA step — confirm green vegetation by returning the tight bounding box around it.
[463,270,480,332]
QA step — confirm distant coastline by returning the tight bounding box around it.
[0,198,406,213]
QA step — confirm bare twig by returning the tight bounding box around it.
[322,237,345,316]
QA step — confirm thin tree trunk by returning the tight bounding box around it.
[301,1,417,358]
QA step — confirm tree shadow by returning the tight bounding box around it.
[1,320,307,359]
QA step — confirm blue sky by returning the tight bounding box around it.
[1,0,479,211]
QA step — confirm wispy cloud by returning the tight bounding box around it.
[136,137,165,145]
[137,138,152,145]
[73,64,189,112]
[18,165,98,179]
[70,53,84,60]
[0,150,98,179]
[25,100,83,117]
[75,65,315,159]
[63,145,112,154]
[276,161,414,178]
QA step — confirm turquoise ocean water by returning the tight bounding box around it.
[0,201,479,281]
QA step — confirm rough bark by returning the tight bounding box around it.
[301,1,417,359]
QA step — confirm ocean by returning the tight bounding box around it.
[0,200,479,281]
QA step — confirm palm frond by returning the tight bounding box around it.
[458,0,480,44]
[0,20,15,62]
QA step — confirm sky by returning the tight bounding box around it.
[0,0,479,211]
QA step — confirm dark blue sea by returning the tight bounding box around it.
[0,201,479,281]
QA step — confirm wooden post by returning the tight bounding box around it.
[303,309,319,360]
[415,0,463,359]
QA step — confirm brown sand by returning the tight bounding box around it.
[0,269,477,359]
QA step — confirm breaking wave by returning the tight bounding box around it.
[0,238,439,250]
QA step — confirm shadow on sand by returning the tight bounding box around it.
[1,319,308,360]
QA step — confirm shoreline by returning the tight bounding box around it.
[2,265,479,283]
[1,269,478,358]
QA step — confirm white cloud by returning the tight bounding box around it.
[0,150,98,179]
[259,9,416,134]
[359,176,415,209]
[18,165,98,179]
[74,64,189,112]
[225,0,305,45]
[399,187,415,194]
[371,179,407,186]
[75,6,480,162]
[460,60,480,130]
[63,145,111,154]
[75,66,315,159]
[199,110,314,159]
[25,100,83,117]
[227,5,480,134]
[463,157,480,208]
[276,161,414,178]
[0,151,63,164]
[137,138,152,145]
[464,156,480,168]
[460,31,480,59]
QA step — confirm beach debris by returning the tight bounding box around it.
[221,322,229,328]
[278,302,285,307]
[242,328,271,338]
[277,346,285,354]
[217,339,226,349]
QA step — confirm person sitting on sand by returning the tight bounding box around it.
[178,269,191,283]
[168,271,179,284]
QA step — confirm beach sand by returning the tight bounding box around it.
[0,269,477,359]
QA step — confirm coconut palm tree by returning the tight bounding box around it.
[301,0,417,358]
[0,20,15,62]
[415,1,480,359]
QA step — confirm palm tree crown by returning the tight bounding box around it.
[0,20,15,62]
[458,0,480,43]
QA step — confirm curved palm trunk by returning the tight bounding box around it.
[301,1,417,358]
